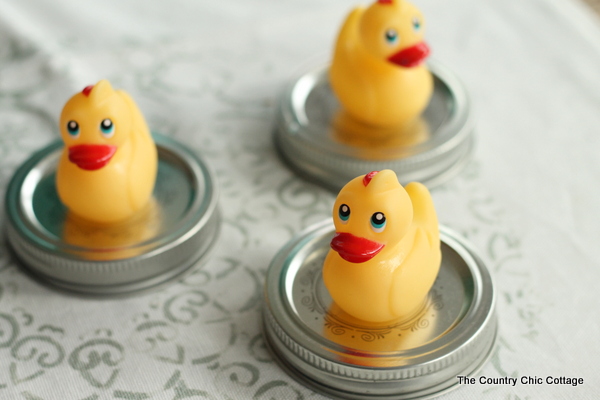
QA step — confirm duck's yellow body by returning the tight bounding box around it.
[56,80,157,223]
[323,170,441,323]
[329,0,433,127]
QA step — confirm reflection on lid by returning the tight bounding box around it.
[330,110,430,160]
[62,197,162,260]
[323,293,442,367]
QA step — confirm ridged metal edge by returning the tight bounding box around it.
[9,210,221,296]
[264,256,495,383]
[262,222,497,399]
[263,311,497,400]
[274,60,474,190]
[4,135,221,295]
[6,207,219,274]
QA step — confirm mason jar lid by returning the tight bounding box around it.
[274,61,474,192]
[4,133,220,296]
[263,220,496,399]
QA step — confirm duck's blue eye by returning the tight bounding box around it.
[385,29,399,45]
[339,204,350,223]
[412,17,421,32]
[370,212,386,233]
[67,120,79,137]
[100,118,114,137]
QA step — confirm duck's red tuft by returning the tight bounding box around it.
[363,171,379,186]
[82,85,94,97]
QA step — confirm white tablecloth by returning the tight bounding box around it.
[0,0,599,398]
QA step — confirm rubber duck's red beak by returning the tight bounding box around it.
[330,232,385,263]
[68,144,117,171]
[387,42,430,67]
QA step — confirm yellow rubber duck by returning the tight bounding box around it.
[323,170,441,323]
[56,80,158,223]
[329,0,433,127]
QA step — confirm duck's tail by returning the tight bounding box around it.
[405,182,439,247]
[118,90,152,143]
[117,90,157,209]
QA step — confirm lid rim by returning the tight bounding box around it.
[4,133,220,296]
[263,221,497,398]
[274,60,474,191]
[7,136,219,256]
[263,316,497,400]
[8,210,222,297]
